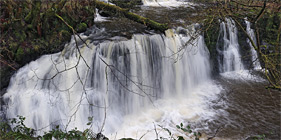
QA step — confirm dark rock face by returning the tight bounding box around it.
[0,67,15,91]
[237,19,253,70]
[204,20,221,76]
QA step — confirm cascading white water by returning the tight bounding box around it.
[219,18,244,72]
[142,0,191,7]
[245,19,261,69]
[3,26,218,138]
[218,18,265,81]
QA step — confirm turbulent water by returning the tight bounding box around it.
[2,1,279,139]
[3,26,219,137]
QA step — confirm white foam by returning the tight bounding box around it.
[142,0,193,7]
[95,9,109,22]
[220,70,266,82]
[109,81,222,140]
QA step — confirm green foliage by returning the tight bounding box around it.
[258,11,280,47]
[0,116,98,140]
[157,123,201,140]
[175,123,201,140]
[14,30,27,43]
[15,47,24,62]
[254,134,266,140]
[41,126,90,140]
[0,0,96,66]
[76,22,88,33]
[0,116,35,140]
[0,0,97,89]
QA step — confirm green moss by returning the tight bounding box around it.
[75,22,87,32]
[95,1,168,33]
[33,45,40,52]
[27,24,33,30]
[0,0,99,89]
[24,11,32,22]
[25,48,31,53]
[258,11,280,47]
[9,42,19,52]
[14,31,27,42]
[15,47,24,62]
[60,30,71,39]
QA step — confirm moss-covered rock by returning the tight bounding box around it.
[15,47,24,62]
[75,22,88,32]
[204,20,220,75]
[1,1,95,89]
[9,42,19,53]
[14,31,27,43]
[0,67,15,92]
[59,30,72,42]
[33,45,40,52]
[95,1,168,33]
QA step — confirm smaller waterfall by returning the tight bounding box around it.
[245,19,261,69]
[218,18,265,81]
[218,18,244,72]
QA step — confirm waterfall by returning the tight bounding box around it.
[245,19,261,69]
[3,27,213,135]
[218,18,244,72]
[217,18,265,81]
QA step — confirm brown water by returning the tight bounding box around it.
[203,76,281,140]
[132,5,208,28]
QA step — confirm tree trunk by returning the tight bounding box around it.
[94,0,168,33]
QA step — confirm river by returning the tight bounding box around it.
[1,0,280,140]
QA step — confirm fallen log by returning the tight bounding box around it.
[95,0,168,33]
